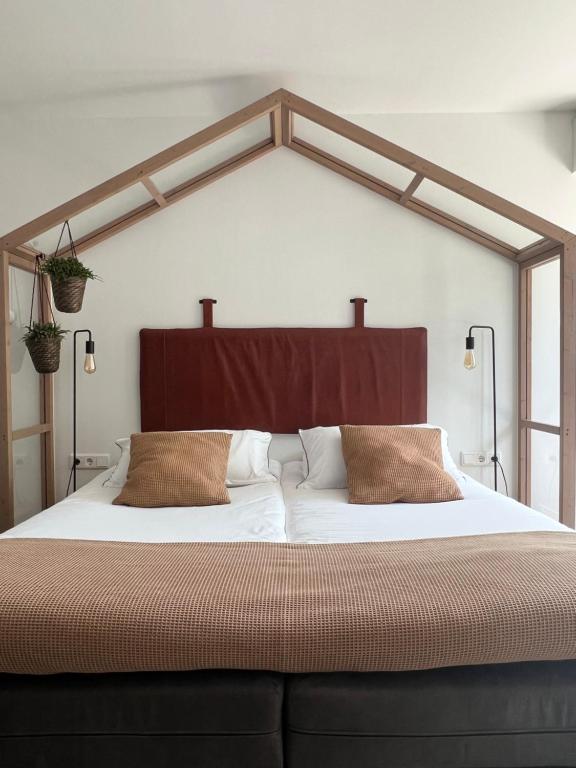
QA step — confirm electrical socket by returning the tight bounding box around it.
[69,454,110,470]
[460,451,503,467]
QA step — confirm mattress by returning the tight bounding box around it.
[1,465,287,543]
[3,459,567,545]
[282,460,568,543]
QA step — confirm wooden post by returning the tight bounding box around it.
[40,273,55,508]
[0,251,13,530]
[518,265,531,506]
[560,240,576,527]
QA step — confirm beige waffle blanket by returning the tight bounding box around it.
[1,533,575,674]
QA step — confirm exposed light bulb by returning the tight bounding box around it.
[464,349,476,370]
[84,353,96,374]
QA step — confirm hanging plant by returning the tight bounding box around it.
[40,255,97,313]
[21,255,69,374]
[22,322,68,374]
[40,220,99,313]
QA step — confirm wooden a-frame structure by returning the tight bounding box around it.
[1,88,575,528]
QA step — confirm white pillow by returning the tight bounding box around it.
[104,430,277,488]
[298,424,463,490]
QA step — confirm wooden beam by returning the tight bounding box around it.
[140,177,167,208]
[560,239,576,527]
[270,107,282,147]
[406,197,518,261]
[399,173,424,205]
[280,89,575,244]
[7,251,36,273]
[53,140,276,258]
[517,238,557,261]
[1,90,284,250]
[0,252,13,531]
[281,104,293,147]
[39,270,55,508]
[520,420,560,436]
[518,265,531,505]
[12,423,52,441]
[290,138,519,260]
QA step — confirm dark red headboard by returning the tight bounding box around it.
[140,326,427,433]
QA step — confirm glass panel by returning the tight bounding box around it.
[530,430,559,520]
[292,114,415,190]
[13,434,43,524]
[531,259,560,425]
[151,115,271,193]
[416,179,538,249]
[9,266,40,430]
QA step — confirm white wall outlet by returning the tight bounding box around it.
[70,454,110,469]
[460,451,503,467]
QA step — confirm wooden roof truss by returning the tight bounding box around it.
[1,89,575,528]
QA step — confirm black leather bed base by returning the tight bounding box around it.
[1,661,575,768]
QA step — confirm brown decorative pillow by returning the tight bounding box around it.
[339,425,463,504]
[113,431,232,507]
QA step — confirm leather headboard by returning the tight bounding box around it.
[140,326,427,433]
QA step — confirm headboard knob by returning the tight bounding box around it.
[199,298,217,328]
[350,297,368,328]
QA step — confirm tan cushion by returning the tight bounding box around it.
[340,425,463,504]
[113,431,232,507]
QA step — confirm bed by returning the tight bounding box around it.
[1,320,576,768]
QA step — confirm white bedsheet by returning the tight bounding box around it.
[2,468,287,543]
[282,461,569,543]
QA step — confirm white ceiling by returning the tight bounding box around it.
[2,0,576,115]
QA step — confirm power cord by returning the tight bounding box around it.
[65,459,80,496]
[495,458,509,496]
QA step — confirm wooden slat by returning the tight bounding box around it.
[520,419,560,436]
[12,423,52,441]
[281,104,293,147]
[290,138,519,260]
[517,238,556,261]
[560,239,576,527]
[53,140,276,258]
[1,90,283,250]
[7,251,36,273]
[517,243,562,269]
[399,173,424,205]
[406,197,518,261]
[270,108,282,147]
[518,265,531,505]
[140,177,167,207]
[40,273,55,508]
[0,252,13,531]
[281,89,574,244]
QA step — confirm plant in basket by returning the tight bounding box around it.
[22,322,68,374]
[40,255,98,313]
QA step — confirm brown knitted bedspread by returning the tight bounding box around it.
[1,532,576,675]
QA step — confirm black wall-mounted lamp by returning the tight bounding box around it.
[464,325,498,491]
[72,329,96,492]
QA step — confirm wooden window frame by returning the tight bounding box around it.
[0,251,54,530]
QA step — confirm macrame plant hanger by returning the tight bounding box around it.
[48,220,88,314]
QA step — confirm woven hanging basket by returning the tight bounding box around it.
[25,336,62,374]
[50,276,87,313]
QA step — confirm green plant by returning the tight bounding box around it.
[40,256,98,282]
[21,322,69,344]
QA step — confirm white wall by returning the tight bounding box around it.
[2,110,575,508]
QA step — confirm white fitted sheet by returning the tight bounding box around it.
[2,467,287,543]
[282,461,569,543]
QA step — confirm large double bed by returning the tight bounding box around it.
[1,322,575,767]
